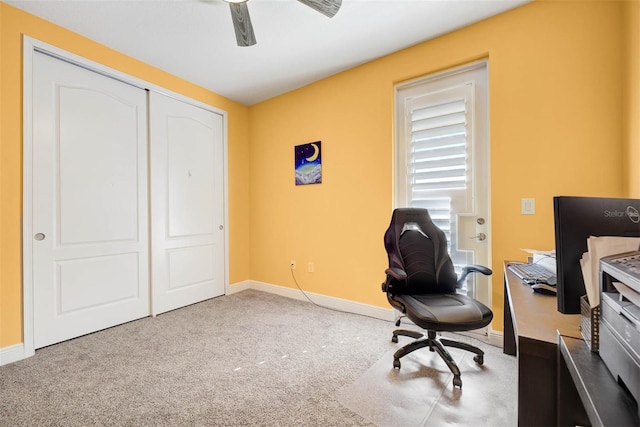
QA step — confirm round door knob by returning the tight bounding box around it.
[34,233,46,241]
[219,225,224,230]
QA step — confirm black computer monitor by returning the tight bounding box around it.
[554,196,640,314]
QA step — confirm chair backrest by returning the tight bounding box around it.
[384,208,457,294]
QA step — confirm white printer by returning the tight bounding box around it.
[599,251,640,417]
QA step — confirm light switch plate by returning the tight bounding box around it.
[521,198,535,215]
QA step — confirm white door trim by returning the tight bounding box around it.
[21,36,229,360]
[393,60,492,311]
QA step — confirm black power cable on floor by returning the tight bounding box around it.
[289,266,393,322]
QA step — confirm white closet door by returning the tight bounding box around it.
[32,52,150,348]
[150,92,225,315]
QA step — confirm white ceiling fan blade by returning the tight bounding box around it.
[229,2,256,47]
[297,0,342,18]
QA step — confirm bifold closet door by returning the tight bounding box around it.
[149,92,225,315]
[32,52,150,348]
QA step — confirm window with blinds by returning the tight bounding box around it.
[395,61,489,304]
[406,85,472,246]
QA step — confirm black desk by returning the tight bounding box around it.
[505,262,640,426]
[503,262,582,426]
[558,334,640,426]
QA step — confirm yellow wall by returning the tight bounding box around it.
[248,0,629,329]
[624,0,640,197]
[2,0,636,350]
[0,3,251,348]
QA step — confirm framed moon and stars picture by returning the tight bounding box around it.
[295,141,322,185]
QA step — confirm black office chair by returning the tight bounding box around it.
[382,208,493,388]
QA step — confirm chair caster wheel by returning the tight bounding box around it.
[453,376,462,389]
[393,359,401,369]
[473,355,484,365]
[395,319,401,327]
[392,335,398,343]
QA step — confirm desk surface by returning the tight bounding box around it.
[504,262,581,344]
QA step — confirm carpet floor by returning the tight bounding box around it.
[1,289,517,426]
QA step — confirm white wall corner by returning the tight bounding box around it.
[226,280,253,295]
[488,328,504,349]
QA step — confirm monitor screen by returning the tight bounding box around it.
[554,196,640,314]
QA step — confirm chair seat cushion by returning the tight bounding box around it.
[390,293,493,332]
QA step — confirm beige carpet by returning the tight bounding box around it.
[1,290,517,426]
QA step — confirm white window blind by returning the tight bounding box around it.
[406,85,472,243]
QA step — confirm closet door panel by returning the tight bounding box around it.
[150,92,225,315]
[31,52,149,348]
[166,116,217,237]
[58,86,139,244]
[167,246,216,291]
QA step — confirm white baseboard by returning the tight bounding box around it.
[487,329,504,348]
[0,343,28,366]
[226,280,252,294]
[228,280,395,322]
[229,280,505,350]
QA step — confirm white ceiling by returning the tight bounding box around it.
[6,0,531,105]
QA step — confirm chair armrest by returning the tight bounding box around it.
[382,268,407,292]
[385,268,407,281]
[456,264,493,288]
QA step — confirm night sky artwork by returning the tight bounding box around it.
[295,141,322,185]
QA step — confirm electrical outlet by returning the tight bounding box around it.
[290,260,296,270]
[308,262,314,273]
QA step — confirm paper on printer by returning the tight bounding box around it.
[580,236,640,308]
